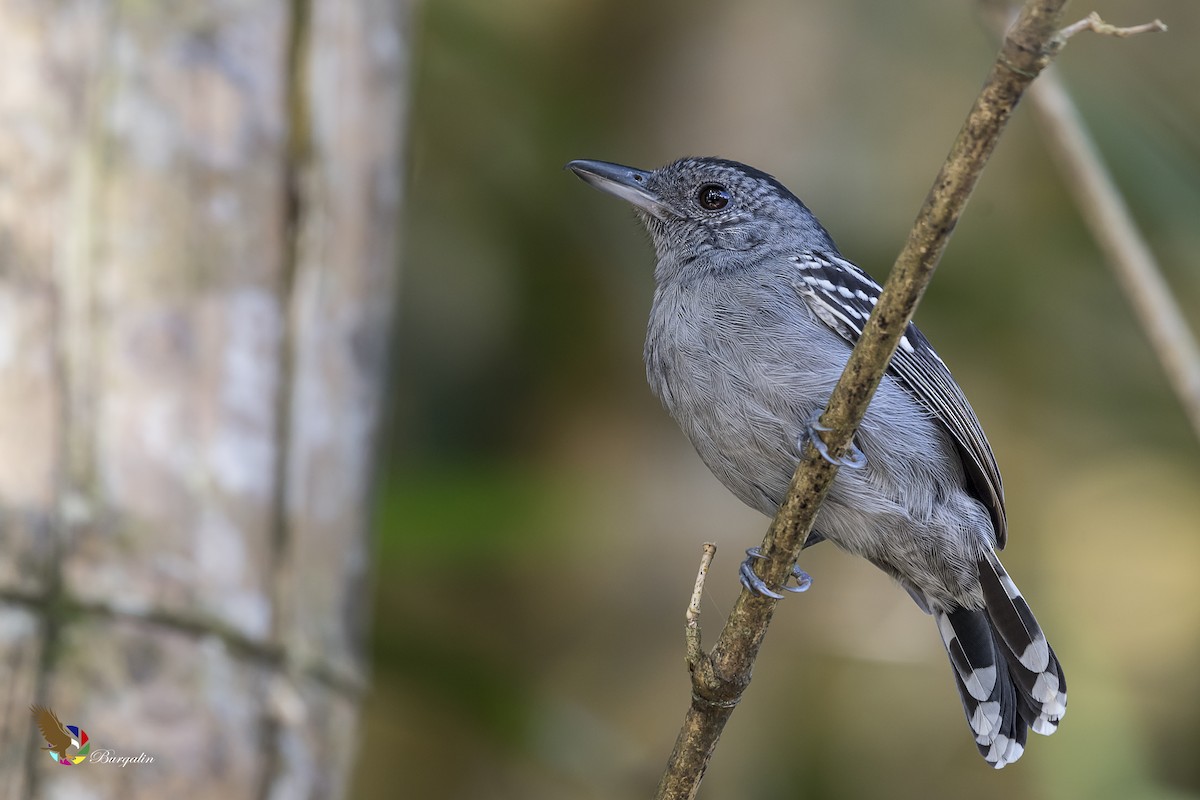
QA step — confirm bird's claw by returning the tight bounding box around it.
[739,547,812,599]
[804,413,867,469]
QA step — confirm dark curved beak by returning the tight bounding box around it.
[565,159,674,220]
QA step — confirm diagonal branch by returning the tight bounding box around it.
[652,2,1114,797]
[1025,67,1200,440]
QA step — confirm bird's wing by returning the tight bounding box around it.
[789,251,1007,548]
[30,705,74,754]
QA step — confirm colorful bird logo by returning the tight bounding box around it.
[30,705,90,765]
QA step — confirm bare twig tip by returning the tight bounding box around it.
[1059,12,1168,42]
[685,543,717,669]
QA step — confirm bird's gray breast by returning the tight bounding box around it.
[643,265,979,544]
[644,269,849,515]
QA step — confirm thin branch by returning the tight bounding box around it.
[1026,68,1200,439]
[655,2,1086,798]
[685,543,717,670]
[1058,12,1166,41]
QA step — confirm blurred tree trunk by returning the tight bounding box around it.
[0,1,408,797]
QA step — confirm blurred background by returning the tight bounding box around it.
[371,0,1200,798]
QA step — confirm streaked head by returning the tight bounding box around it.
[566,156,837,273]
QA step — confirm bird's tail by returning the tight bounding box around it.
[933,551,1066,768]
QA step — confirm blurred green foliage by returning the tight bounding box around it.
[361,1,1200,797]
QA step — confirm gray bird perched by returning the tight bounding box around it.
[566,156,1065,768]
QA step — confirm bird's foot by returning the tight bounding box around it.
[803,412,867,469]
[739,547,812,599]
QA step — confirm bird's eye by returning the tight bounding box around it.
[696,184,730,211]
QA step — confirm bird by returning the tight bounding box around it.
[566,156,1065,768]
[31,704,77,761]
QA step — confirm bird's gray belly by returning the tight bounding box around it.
[648,321,992,607]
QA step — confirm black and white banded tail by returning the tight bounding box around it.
[935,552,1066,768]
